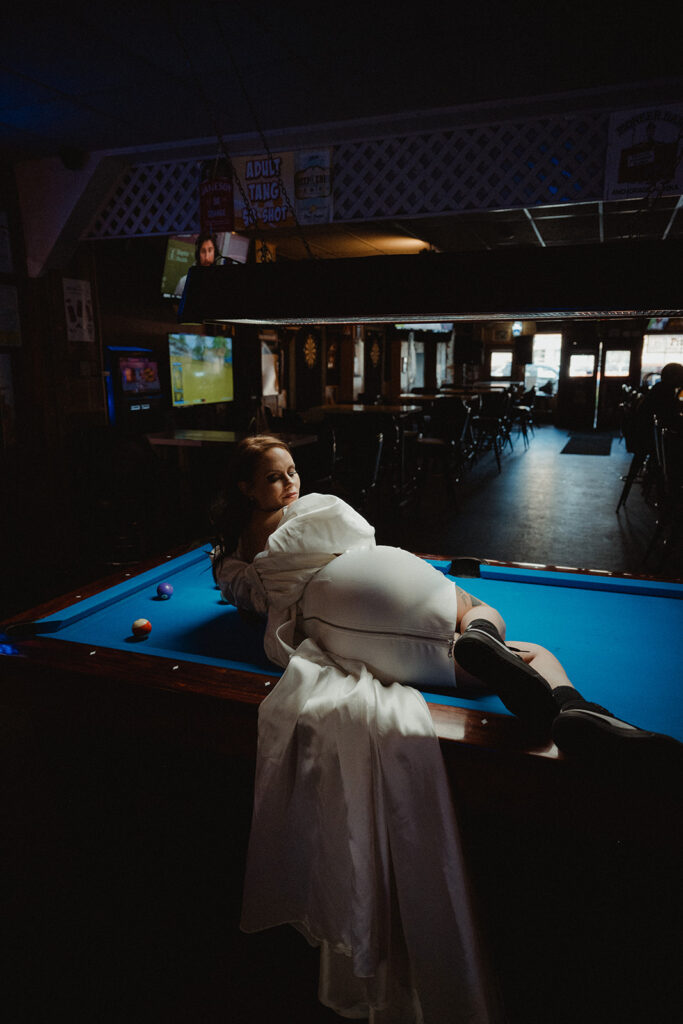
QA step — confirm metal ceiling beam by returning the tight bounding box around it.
[523,208,546,247]
[663,196,683,240]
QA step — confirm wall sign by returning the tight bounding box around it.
[233,152,296,230]
[63,279,94,343]
[605,104,683,200]
[232,149,332,231]
[294,150,333,225]
[199,159,234,234]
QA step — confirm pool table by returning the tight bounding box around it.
[3,545,682,761]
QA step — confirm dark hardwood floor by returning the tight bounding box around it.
[376,423,679,579]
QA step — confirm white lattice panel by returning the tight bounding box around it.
[90,160,201,238]
[333,113,608,222]
[87,113,608,238]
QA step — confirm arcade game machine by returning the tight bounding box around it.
[104,346,166,434]
[94,347,176,562]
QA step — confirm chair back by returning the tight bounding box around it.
[442,397,471,444]
[658,423,683,501]
[618,388,648,454]
[479,390,511,416]
[303,426,337,492]
[423,396,464,441]
[331,429,384,513]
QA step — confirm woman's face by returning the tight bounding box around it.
[242,447,300,512]
[198,240,215,266]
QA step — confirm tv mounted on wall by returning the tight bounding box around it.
[162,233,251,299]
[162,236,197,299]
[169,333,234,408]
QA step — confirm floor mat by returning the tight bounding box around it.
[561,434,613,455]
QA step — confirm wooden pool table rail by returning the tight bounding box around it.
[3,546,680,774]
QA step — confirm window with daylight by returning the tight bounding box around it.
[490,350,512,377]
[569,354,595,377]
[641,334,683,382]
[604,351,631,377]
[525,333,562,392]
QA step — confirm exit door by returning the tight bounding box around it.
[558,345,633,430]
[596,347,632,430]
[558,350,597,430]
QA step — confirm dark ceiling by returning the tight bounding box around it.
[4,1,683,162]
[263,195,683,261]
[4,3,683,261]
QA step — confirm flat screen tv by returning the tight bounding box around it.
[161,235,197,299]
[119,354,162,395]
[169,333,234,407]
[646,317,670,331]
[162,232,251,299]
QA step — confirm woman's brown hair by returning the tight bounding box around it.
[210,435,293,564]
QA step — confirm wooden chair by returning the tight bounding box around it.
[644,420,683,566]
[416,397,475,492]
[330,429,385,516]
[301,426,337,494]
[511,387,536,449]
[615,386,653,512]
[470,390,514,471]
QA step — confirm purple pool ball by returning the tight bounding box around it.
[157,582,174,599]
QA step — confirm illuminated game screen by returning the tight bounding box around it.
[119,355,161,394]
[169,333,234,407]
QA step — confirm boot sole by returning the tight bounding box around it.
[454,630,557,728]
[552,708,683,763]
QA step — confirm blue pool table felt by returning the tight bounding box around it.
[27,549,683,742]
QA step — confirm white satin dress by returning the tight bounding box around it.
[212,494,502,1024]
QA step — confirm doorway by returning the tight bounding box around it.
[525,333,562,395]
[596,346,632,429]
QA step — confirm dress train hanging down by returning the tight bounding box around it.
[213,494,502,1022]
[240,639,502,1023]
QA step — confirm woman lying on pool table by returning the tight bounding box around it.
[210,434,681,763]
